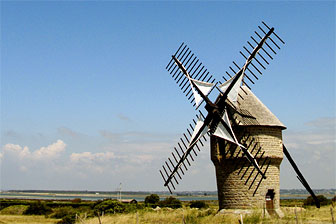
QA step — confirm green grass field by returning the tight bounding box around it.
[0,199,334,224]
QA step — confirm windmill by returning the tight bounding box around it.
[159,22,320,211]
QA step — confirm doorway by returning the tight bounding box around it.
[265,189,275,215]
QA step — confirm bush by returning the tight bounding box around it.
[57,214,76,224]
[93,200,125,214]
[189,200,209,209]
[158,196,182,209]
[71,198,81,203]
[124,203,145,213]
[303,195,331,206]
[145,194,160,207]
[24,201,52,215]
[332,195,336,203]
[50,206,76,219]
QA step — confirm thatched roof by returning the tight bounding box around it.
[233,86,286,129]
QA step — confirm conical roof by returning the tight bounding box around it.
[233,86,286,129]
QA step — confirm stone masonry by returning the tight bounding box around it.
[211,86,286,211]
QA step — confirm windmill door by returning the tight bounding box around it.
[266,189,275,215]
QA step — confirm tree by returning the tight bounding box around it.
[93,200,125,214]
[303,195,331,206]
[189,200,209,209]
[24,201,52,215]
[158,196,182,209]
[145,194,160,207]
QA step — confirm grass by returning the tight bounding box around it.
[0,215,60,224]
[0,205,28,215]
[79,208,239,224]
[78,205,334,224]
[0,199,334,224]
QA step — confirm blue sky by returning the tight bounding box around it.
[1,1,335,191]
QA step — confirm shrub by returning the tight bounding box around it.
[93,200,125,214]
[303,195,331,206]
[50,206,76,219]
[145,194,160,207]
[124,203,145,213]
[189,200,209,209]
[332,195,336,203]
[158,196,182,209]
[57,214,76,224]
[71,198,81,203]
[24,201,52,215]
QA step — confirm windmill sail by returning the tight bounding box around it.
[166,44,216,109]
[190,79,215,107]
[213,110,236,143]
[218,73,244,103]
[160,113,209,193]
[221,21,285,95]
[188,115,209,147]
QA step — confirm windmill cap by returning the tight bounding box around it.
[234,86,286,129]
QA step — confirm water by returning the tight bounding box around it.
[2,192,326,201]
[0,192,218,201]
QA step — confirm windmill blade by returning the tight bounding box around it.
[212,110,236,143]
[191,79,217,108]
[166,43,216,109]
[172,55,216,109]
[159,113,210,192]
[222,22,285,92]
[218,73,244,105]
[162,115,212,189]
[283,144,320,208]
[188,115,209,147]
[213,110,266,179]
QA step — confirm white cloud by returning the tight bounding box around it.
[3,144,31,160]
[33,140,66,160]
[3,140,66,161]
[70,151,115,164]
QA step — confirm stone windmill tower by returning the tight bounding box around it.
[159,22,320,211]
[211,86,286,213]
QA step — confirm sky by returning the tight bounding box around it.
[0,1,335,192]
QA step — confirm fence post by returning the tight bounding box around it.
[294,206,298,224]
[97,211,102,224]
[331,207,335,224]
[263,202,265,218]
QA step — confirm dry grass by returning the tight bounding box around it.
[0,205,28,215]
[0,205,333,224]
[0,215,60,224]
[79,208,239,224]
[79,206,334,224]
[280,206,333,224]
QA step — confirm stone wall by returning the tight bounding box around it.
[211,126,283,210]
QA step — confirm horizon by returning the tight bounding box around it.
[2,188,336,192]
